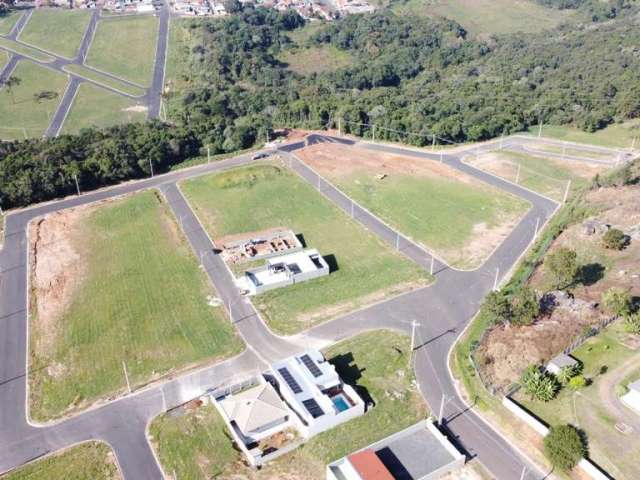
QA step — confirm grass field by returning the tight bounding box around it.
[164,17,198,119]
[18,9,91,59]
[181,163,428,334]
[392,0,571,36]
[0,60,68,140]
[0,10,20,35]
[278,45,353,75]
[0,50,8,71]
[515,322,640,480]
[62,64,147,97]
[528,122,640,149]
[86,15,159,86]
[151,330,427,479]
[0,36,55,62]
[467,150,604,202]
[2,442,119,480]
[29,191,243,420]
[61,83,147,134]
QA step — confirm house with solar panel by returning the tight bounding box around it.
[270,350,365,438]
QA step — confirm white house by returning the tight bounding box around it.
[237,248,329,295]
[622,379,640,415]
[271,350,365,438]
[219,380,292,444]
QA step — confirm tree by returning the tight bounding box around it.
[1,75,21,104]
[602,287,632,317]
[543,425,587,471]
[511,286,540,326]
[545,248,579,289]
[602,228,627,250]
[223,0,242,13]
[483,290,511,326]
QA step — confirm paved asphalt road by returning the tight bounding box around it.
[0,135,621,479]
[0,4,168,138]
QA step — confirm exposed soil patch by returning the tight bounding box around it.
[122,105,148,113]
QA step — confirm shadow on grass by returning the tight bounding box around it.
[328,352,373,407]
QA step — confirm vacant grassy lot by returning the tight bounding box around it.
[151,330,427,479]
[298,144,529,268]
[0,60,68,140]
[393,0,571,36]
[2,442,119,480]
[0,10,20,35]
[515,322,640,480]
[86,16,158,86]
[0,36,55,62]
[61,83,147,134]
[19,9,91,59]
[164,17,198,119]
[528,121,640,149]
[63,64,147,97]
[29,191,242,420]
[278,45,352,75]
[467,150,605,202]
[0,50,7,71]
[181,163,428,334]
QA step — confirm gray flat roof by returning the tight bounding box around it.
[369,424,457,479]
[549,353,578,368]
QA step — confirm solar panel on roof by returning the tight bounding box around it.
[278,367,302,394]
[302,398,324,418]
[300,354,323,378]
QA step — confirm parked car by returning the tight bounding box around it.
[252,152,270,160]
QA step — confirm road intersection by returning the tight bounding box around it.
[0,134,623,479]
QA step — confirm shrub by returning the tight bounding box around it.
[543,425,587,471]
[483,290,512,326]
[602,228,627,250]
[568,375,587,390]
[625,313,640,335]
[511,286,540,326]
[602,287,633,317]
[545,248,579,289]
[521,365,559,402]
[556,364,580,385]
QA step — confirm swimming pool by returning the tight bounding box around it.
[332,395,350,412]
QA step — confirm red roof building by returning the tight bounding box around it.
[347,450,394,480]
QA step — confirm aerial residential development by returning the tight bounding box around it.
[1,1,640,480]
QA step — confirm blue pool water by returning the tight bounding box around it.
[333,396,350,412]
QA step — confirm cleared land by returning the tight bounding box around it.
[1,442,120,480]
[514,323,640,480]
[86,15,159,86]
[181,163,428,334]
[528,121,640,149]
[164,17,197,119]
[392,0,571,36]
[0,36,55,62]
[466,150,606,202]
[61,83,147,134]
[0,60,68,140]
[297,143,529,269]
[150,330,427,479]
[18,9,91,59]
[62,64,146,97]
[0,10,20,35]
[278,45,352,75]
[29,190,243,420]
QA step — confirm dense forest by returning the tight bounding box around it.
[1,1,640,208]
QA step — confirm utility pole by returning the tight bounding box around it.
[22,127,27,139]
[409,319,418,369]
[351,200,354,218]
[493,267,500,291]
[431,135,436,151]
[161,388,167,413]
[439,151,443,163]
[149,159,154,177]
[563,179,572,203]
[515,163,521,184]
[207,145,211,163]
[372,124,376,143]
[438,394,448,426]
[534,217,540,240]
[500,133,504,150]
[396,232,400,251]
[122,361,131,394]
[538,119,543,138]
[228,300,232,323]
[430,254,435,276]
[338,118,341,136]
[519,466,527,480]
[317,174,321,190]
[73,174,80,196]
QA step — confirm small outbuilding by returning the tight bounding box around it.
[546,353,579,376]
[622,379,640,415]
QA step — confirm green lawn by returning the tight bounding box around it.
[1,442,119,480]
[278,45,353,75]
[528,121,640,149]
[0,51,8,71]
[0,10,21,35]
[18,9,91,59]
[181,164,428,334]
[0,60,68,140]
[61,83,147,134]
[86,16,159,86]
[514,322,640,480]
[29,191,243,420]
[63,64,147,97]
[151,330,427,479]
[325,166,529,269]
[0,36,55,62]
[392,0,572,36]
